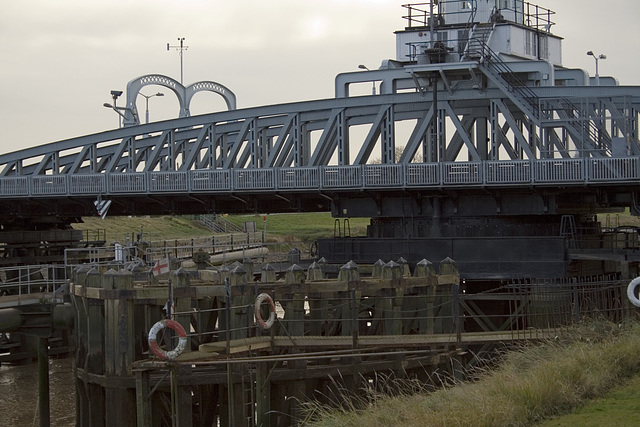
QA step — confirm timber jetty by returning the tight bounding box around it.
[71,258,631,426]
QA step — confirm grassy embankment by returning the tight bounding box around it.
[74,210,640,245]
[303,319,640,427]
[74,213,370,244]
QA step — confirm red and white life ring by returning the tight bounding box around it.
[627,277,640,308]
[148,319,187,360]
[254,293,276,330]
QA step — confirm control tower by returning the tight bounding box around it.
[396,0,561,66]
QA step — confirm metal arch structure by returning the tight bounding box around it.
[123,74,237,126]
[185,81,237,113]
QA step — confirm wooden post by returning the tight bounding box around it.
[307,262,327,336]
[283,264,307,422]
[414,259,437,334]
[38,336,50,427]
[104,269,137,426]
[256,361,271,427]
[260,264,276,283]
[172,269,193,427]
[436,257,460,335]
[85,267,106,426]
[72,265,91,426]
[338,261,360,338]
[135,370,152,427]
[371,259,385,278]
[173,268,192,352]
[382,261,403,336]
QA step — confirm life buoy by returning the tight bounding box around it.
[148,319,187,360]
[255,293,276,330]
[627,277,640,308]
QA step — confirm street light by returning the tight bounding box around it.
[587,51,606,86]
[103,90,125,127]
[138,92,164,124]
[358,64,377,95]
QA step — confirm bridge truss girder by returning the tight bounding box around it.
[2,82,638,180]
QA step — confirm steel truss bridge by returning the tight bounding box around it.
[1,68,639,220]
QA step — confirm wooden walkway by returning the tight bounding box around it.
[132,329,557,365]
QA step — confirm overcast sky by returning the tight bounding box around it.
[1,0,638,153]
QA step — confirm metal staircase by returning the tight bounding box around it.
[467,31,611,156]
[463,23,494,61]
[199,214,244,234]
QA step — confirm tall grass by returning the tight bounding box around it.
[303,319,640,427]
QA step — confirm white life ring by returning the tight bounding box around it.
[255,293,276,330]
[627,277,640,308]
[148,319,187,360]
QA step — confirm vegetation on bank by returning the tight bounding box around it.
[223,213,369,242]
[302,319,640,427]
[74,213,370,244]
[74,215,212,243]
[73,209,640,245]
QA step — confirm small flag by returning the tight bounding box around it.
[152,258,170,276]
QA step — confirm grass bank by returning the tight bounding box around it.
[224,213,369,242]
[74,216,211,243]
[303,319,640,427]
[74,213,370,244]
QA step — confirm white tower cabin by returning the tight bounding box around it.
[396,1,561,67]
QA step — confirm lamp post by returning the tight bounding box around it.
[103,90,124,127]
[138,92,164,124]
[358,65,376,95]
[587,51,606,86]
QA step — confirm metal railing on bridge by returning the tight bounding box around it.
[1,157,639,198]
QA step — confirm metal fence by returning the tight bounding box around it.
[64,232,266,269]
[2,157,639,198]
[168,274,632,356]
[0,265,68,297]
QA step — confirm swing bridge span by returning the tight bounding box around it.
[0,83,639,219]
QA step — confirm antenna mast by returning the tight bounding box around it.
[167,37,189,84]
